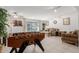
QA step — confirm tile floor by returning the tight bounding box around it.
[2,36,79,53]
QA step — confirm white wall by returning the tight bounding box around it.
[7,6,79,33]
[48,12,79,32]
[22,7,79,32]
[7,17,48,33]
[47,7,79,32]
[7,16,25,33]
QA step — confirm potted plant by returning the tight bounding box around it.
[0,8,8,45]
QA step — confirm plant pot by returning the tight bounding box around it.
[0,44,3,53]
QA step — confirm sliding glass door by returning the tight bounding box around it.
[27,22,40,32]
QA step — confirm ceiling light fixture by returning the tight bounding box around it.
[48,6,61,12]
[54,9,57,12]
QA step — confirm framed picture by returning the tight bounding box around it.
[63,17,70,25]
[13,20,22,26]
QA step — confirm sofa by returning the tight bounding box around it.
[61,30,78,46]
[46,28,59,36]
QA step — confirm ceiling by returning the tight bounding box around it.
[0,6,78,20]
[1,6,56,14]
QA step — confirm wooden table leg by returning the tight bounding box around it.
[18,41,28,53]
[34,39,44,52]
[10,48,17,53]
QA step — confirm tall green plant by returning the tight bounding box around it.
[0,8,8,38]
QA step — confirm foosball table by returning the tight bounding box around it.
[8,32,45,53]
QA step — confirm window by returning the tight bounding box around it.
[27,22,39,32]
